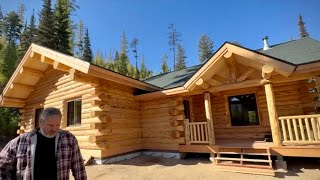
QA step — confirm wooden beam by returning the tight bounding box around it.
[224,51,233,59]
[10,83,34,92]
[30,51,35,58]
[53,61,70,72]
[224,52,238,83]
[212,74,229,84]
[227,44,295,77]
[207,79,221,86]
[69,68,75,79]
[262,64,274,79]
[41,55,53,64]
[262,81,282,146]
[19,67,45,78]
[204,92,215,145]
[195,78,210,90]
[2,97,26,103]
[236,68,255,82]
[208,79,261,92]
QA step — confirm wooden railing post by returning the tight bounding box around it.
[184,119,190,145]
[204,92,215,145]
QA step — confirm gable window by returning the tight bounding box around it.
[67,99,82,126]
[228,94,259,126]
[34,108,44,128]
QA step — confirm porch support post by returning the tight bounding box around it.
[261,65,282,146]
[204,92,215,145]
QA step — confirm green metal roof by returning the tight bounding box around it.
[143,64,202,90]
[144,37,320,89]
[257,37,320,65]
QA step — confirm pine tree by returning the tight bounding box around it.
[168,24,181,71]
[176,45,186,70]
[198,34,213,63]
[75,20,84,58]
[118,32,129,75]
[130,38,139,79]
[18,10,37,59]
[161,54,170,74]
[0,6,3,37]
[17,4,26,24]
[2,11,22,46]
[82,28,92,63]
[53,0,71,54]
[37,0,55,49]
[298,14,309,38]
[94,50,105,67]
[140,55,148,80]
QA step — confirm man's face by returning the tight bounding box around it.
[39,115,61,138]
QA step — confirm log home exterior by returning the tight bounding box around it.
[1,37,320,175]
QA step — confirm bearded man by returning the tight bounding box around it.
[0,107,87,180]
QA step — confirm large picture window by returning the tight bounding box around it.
[67,99,82,126]
[34,108,44,128]
[228,94,259,126]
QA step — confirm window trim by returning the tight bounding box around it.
[225,90,262,128]
[34,107,44,129]
[63,97,82,127]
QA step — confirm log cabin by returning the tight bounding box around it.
[1,37,320,175]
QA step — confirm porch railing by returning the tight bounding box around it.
[184,120,209,144]
[278,114,320,144]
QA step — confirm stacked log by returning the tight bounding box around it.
[141,97,185,151]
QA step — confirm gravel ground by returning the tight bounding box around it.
[82,155,320,180]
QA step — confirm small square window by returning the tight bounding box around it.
[34,108,44,128]
[67,99,82,126]
[228,94,259,126]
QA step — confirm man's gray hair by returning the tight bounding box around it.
[40,107,62,122]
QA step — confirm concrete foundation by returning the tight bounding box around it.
[95,151,182,165]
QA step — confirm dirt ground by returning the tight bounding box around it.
[82,155,320,180]
[1,142,319,180]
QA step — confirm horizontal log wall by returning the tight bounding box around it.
[96,83,143,158]
[19,68,104,158]
[140,97,185,151]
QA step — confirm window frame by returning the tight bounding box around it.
[225,90,262,127]
[66,98,82,127]
[34,107,44,129]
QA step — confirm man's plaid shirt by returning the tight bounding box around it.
[0,129,87,180]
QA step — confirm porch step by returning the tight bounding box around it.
[212,147,274,176]
[214,164,275,176]
[215,157,271,163]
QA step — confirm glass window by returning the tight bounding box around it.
[35,108,44,128]
[228,94,259,126]
[183,100,190,120]
[67,99,82,126]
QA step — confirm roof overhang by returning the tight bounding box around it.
[0,44,161,107]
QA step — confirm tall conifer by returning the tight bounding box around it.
[176,45,186,70]
[37,0,55,49]
[198,34,213,63]
[161,54,170,74]
[298,14,309,38]
[19,10,37,59]
[53,0,71,54]
[82,28,92,63]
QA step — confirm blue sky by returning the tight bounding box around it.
[2,0,320,73]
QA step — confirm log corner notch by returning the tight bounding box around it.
[260,64,282,147]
